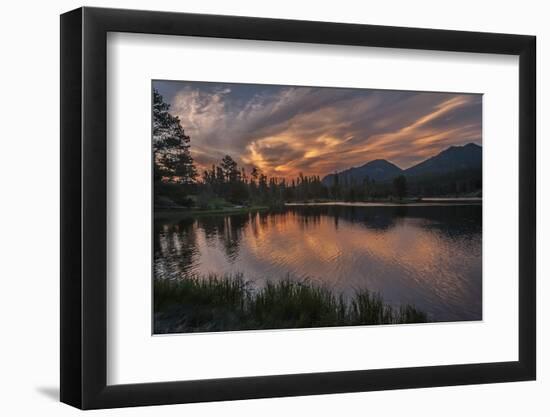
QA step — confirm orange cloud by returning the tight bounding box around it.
[155,81,481,181]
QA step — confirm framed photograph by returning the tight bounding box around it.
[60,7,536,409]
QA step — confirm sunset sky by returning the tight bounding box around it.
[153,80,482,180]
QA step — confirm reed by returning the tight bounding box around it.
[154,274,427,333]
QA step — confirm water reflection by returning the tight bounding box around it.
[154,205,482,322]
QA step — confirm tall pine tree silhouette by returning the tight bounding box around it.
[152,89,197,184]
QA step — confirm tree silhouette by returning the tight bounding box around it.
[220,155,240,183]
[152,89,197,184]
[393,175,408,199]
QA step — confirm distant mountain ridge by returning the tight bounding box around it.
[404,143,482,178]
[322,159,402,186]
[321,143,481,186]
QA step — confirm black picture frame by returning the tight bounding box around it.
[60,6,536,410]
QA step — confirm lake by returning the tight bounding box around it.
[154,203,482,322]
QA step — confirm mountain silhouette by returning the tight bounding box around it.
[322,143,481,187]
[322,159,403,186]
[404,143,482,178]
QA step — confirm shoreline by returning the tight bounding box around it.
[286,199,481,208]
[155,205,269,217]
[155,198,482,216]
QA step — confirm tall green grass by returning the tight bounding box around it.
[154,274,427,333]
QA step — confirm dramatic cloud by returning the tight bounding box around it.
[154,80,482,180]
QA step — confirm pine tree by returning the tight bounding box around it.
[152,89,197,184]
[220,155,239,183]
[393,175,408,199]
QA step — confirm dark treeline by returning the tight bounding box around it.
[156,148,409,208]
[198,159,417,206]
[153,89,480,209]
[199,157,329,207]
[406,170,482,197]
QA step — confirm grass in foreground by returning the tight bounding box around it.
[154,274,427,333]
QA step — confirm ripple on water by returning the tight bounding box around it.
[154,205,482,322]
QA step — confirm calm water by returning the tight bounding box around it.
[154,204,482,322]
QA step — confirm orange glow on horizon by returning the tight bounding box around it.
[161,82,482,181]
